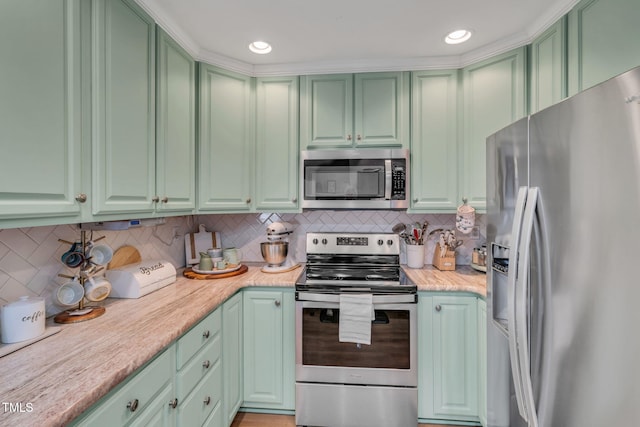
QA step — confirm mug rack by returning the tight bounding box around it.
[54,230,107,324]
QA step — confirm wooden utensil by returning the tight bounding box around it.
[107,245,142,270]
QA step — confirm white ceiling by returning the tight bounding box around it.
[136,0,579,76]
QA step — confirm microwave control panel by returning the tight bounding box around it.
[391,160,406,200]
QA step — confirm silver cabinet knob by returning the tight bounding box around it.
[203,330,210,339]
[413,198,418,203]
[435,304,442,312]
[275,300,281,307]
[161,196,168,203]
[127,399,139,412]
[204,396,211,405]
[168,398,178,409]
[75,193,87,203]
[347,134,352,141]
[203,360,210,369]
[357,134,362,141]
[292,197,297,203]
[152,196,160,203]
[246,198,251,204]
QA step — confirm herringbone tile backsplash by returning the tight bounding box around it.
[0,211,485,316]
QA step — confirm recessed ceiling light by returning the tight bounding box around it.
[249,41,272,54]
[445,29,472,45]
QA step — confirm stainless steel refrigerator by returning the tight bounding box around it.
[486,66,640,427]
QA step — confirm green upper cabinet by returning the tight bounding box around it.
[199,64,254,212]
[530,17,567,113]
[156,28,196,213]
[568,0,640,95]
[410,70,459,212]
[300,72,409,149]
[91,0,156,215]
[461,47,527,211]
[255,76,300,212]
[0,0,83,224]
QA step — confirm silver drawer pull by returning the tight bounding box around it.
[203,330,210,339]
[435,304,442,312]
[168,398,178,409]
[275,300,281,307]
[203,360,210,369]
[127,399,139,412]
[203,396,211,405]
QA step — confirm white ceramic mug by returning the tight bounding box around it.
[89,244,113,266]
[223,247,242,265]
[85,277,112,302]
[56,279,85,306]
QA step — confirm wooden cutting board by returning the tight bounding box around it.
[184,224,221,266]
[107,245,142,270]
[183,265,248,280]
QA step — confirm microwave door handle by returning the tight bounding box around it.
[508,186,530,422]
[515,187,540,427]
[384,160,392,200]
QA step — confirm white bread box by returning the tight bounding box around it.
[106,260,176,299]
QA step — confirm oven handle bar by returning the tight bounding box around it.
[296,292,417,304]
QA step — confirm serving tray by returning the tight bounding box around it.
[183,264,248,280]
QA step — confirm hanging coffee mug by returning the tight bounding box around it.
[61,242,85,268]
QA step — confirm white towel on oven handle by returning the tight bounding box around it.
[338,293,375,345]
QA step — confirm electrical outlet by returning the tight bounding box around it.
[470,226,480,239]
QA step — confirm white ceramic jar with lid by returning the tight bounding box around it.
[1,296,46,344]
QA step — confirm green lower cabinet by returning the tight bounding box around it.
[418,293,480,424]
[223,292,243,426]
[70,346,175,427]
[242,288,295,411]
[478,298,487,426]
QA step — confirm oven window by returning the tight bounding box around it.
[301,308,410,369]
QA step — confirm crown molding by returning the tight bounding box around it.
[135,0,580,77]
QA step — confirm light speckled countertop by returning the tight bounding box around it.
[0,264,485,427]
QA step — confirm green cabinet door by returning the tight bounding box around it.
[354,72,409,148]
[568,0,640,95]
[418,293,479,423]
[255,76,300,212]
[156,28,196,213]
[300,72,409,149]
[300,74,353,149]
[478,298,487,426]
[223,292,243,426]
[410,70,458,211]
[461,47,527,211]
[91,0,156,215]
[530,18,567,113]
[198,64,253,212]
[243,289,295,411]
[0,0,83,224]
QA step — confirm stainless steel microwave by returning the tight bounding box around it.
[301,149,409,209]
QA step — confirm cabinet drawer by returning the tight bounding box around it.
[75,348,173,427]
[177,358,222,427]
[177,308,221,370]
[176,331,221,400]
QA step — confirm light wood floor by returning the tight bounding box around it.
[231,412,462,427]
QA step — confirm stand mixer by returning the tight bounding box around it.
[260,222,299,273]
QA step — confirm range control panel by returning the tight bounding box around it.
[306,232,399,255]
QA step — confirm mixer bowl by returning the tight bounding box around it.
[260,241,288,266]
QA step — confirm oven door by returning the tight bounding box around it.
[295,292,417,387]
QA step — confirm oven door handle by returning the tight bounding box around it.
[296,292,416,305]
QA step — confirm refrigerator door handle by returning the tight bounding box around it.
[515,187,540,427]
[507,186,530,422]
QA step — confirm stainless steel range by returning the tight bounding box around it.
[295,232,417,427]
